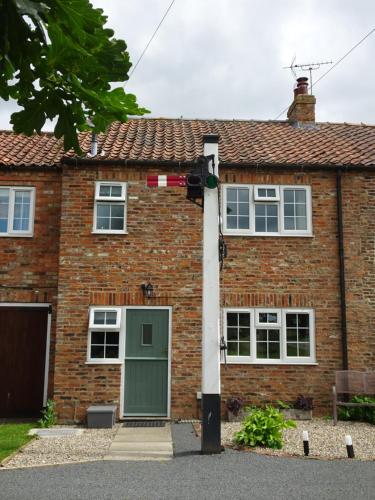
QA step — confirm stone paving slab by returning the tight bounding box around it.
[28,428,84,438]
[104,422,173,461]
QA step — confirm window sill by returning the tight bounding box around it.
[91,231,128,235]
[0,233,34,238]
[223,231,314,238]
[222,360,318,365]
[85,361,123,365]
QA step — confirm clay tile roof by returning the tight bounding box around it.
[1,118,375,168]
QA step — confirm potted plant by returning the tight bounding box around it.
[226,396,244,422]
[280,395,313,420]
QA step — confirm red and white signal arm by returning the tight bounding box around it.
[147,175,187,187]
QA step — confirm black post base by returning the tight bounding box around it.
[201,393,221,454]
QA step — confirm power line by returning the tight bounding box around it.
[274,27,375,120]
[127,0,177,80]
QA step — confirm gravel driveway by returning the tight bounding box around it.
[222,419,375,460]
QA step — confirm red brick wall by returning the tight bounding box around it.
[0,169,61,395]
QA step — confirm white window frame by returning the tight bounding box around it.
[223,307,316,364]
[0,186,35,237]
[223,184,312,237]
[87,306,123,364]
[254,185,280,201]
[93,181,127,234]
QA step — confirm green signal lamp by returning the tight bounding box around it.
[205,173,219,189]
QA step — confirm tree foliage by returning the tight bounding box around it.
[0,0,149,151]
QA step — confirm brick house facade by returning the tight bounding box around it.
[1,86,375,421]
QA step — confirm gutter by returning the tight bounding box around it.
[336,170,349,370]
[61,156,375,172]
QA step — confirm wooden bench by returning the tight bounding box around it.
[332,370,375,425]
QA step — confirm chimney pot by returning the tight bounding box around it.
[287,77,315,124]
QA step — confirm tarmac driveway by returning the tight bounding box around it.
[0,424,373,500]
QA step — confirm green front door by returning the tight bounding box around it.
[124,309,169,416]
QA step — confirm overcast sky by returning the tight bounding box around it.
[1,0,374,130]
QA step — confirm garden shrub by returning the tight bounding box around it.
[338,395,375,425]
[234,405,296,449]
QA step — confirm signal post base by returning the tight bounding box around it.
[201,393,222,454]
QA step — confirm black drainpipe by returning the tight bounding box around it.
[336,170,349,370]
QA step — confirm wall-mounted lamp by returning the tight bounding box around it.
[141,282,154,299]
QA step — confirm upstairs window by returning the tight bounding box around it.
[223,184,312,236]
[0,187,35,237]
[93,182,127,234]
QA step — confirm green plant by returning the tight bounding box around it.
[38,399,57,428]
[234,405,296,449]
[338,395,375,424]
[276,400,292,410]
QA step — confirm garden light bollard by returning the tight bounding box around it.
[302,430,309,456]
[345,435,355,458]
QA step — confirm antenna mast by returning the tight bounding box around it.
[283,60,333,94]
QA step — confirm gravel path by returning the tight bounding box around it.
[2,426,118,469]
[222,419,375,460]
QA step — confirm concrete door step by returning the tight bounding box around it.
[104,451,172,461]
[110,441,172,452]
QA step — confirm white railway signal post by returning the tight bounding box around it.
[146,134,222,454]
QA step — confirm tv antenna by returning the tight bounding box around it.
[283,58,333,94]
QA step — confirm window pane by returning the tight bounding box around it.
[255,204,265,216]
[91,331,105,343]
[227,328,237,341]
[256,329,267,341]
[296,217,307,230]
[287,343,298,356]
[227,216,237,229]
[296,204,306,216]
[105,345,119,358]
[99,185,111,197]
[227,203,237,215]
[259,313,267,323]
[97,204,110,217]
[284,204,294,216]
[239,342,250,356]
[238,189,249,202]
[298,314,309,328]
[258,188,266,197]
[267,188,276,197]
[295,190,306,203]
[299,329,310,342]
[97,217,110,230]
[106,331,119,344]
[286,314,297,327]
[110,217,124,230]
[91,345,105,358]
[255,217,266,232]
[238,203,249,215]
[256,342,267,358]
[0,219,7,232]
[267,217,278,232]
[142,324,153,345]
[94,312,105,324]
[239,328,250,341]
[284,217,295,230]
[268,330,279,342]
[105,312,117,325]
[227,188,237,202]
[238,217,249,229]
[227,342,238,356]
[111,204,124,218]
[269,342,280,359]
[111,186,122,197]
[268,313,278,323]
[267,205,278,216]
[227,313,238,326]
[299,343,310,356]
[239,313,250,326]
[284,190,294,203]
[287,328,297,341]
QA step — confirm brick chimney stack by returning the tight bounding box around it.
[287,77,316,124]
